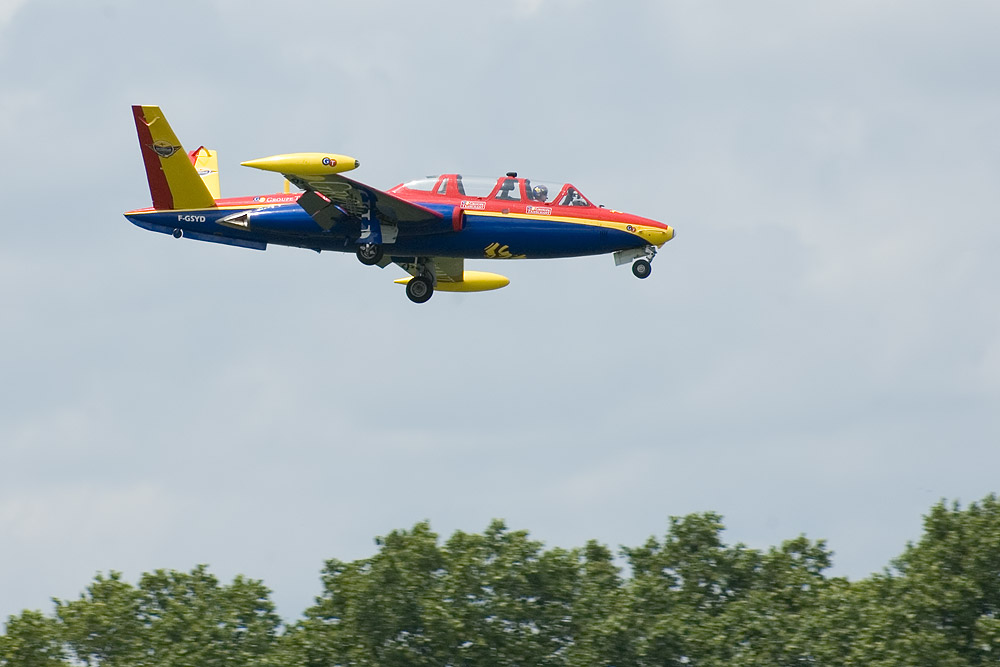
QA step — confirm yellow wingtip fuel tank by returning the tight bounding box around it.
[395,271,510,293]
[241,153,360,176]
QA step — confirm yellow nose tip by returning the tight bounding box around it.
[638,225,674,246]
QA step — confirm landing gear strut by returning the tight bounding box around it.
[356,243,384,266]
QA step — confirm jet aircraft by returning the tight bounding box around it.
[125,105,675,303]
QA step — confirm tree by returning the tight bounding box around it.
[55,565,281,666]
[437,520,578,666]
[55,571,143,666]
[294,520,582,667]
[565,540,636,667]
[296,521,447,666]
[7,496,1000,666]
[622,512,762,665]
[719,535,836,666]
[846,495,1000,666]
[0,610,65,667]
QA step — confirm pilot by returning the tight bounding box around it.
[530,184,548,203]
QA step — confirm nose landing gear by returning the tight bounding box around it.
[632,258,651,279]
[615,245,659,279]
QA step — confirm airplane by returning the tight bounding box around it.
[124,105,675,303]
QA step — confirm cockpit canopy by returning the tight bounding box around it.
[391,174,594,208]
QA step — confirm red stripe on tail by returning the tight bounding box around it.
[132,106,174,210]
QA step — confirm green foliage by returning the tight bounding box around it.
[0,610,64,667]
[295,520,581,666]
[54,571,144,666]
[5,495,1000,666]
[48,565,280,667]
[620,514,836,666]
[851,494,1000,666]
[565,540,633,667]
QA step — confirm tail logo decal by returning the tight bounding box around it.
[152,140,181,159]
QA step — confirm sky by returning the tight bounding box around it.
[2,0,1000,622]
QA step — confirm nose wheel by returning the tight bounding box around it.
[632,259,652,279]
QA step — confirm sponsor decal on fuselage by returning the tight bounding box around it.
[253,196,299,203]
[461,200,487,210]
[526,206,551,215]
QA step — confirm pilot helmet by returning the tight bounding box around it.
[532,184,548,201]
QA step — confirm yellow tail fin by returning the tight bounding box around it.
[132,105,216,210]
[189,146,221,199]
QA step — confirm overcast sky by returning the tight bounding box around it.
[2,0,999,622]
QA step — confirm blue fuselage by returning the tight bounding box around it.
[125,200,652,260]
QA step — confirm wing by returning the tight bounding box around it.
[242,153,442,225]
[295,172,442,224]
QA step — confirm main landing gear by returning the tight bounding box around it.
[406,275,434,303]
[356,243,384,266]
[404,260,436,304]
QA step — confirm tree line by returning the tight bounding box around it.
[3,495,1000,666]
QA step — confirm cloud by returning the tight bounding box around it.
[0,483,175,544]
[0,0,26,26]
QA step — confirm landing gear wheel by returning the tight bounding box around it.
[632,259,652,279]
[405,276,434,304]
[356,243,384,266]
